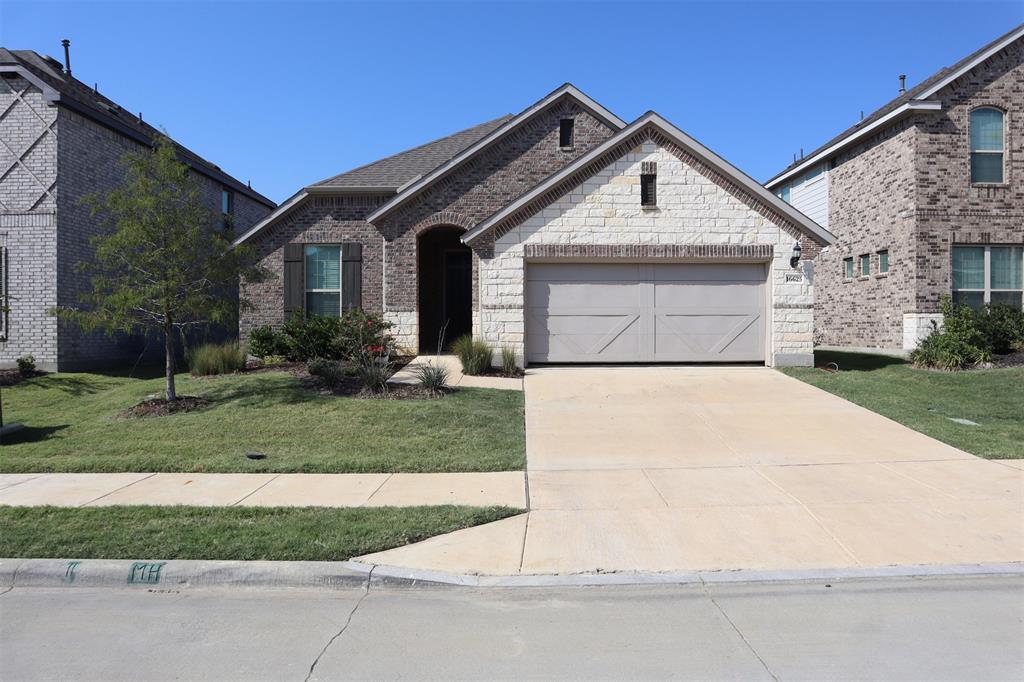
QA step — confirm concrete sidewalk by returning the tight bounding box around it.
[390,354,523,391]
[0,472,526,508]
[359,367,1024,575]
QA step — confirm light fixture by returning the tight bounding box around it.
[790,242,802,269]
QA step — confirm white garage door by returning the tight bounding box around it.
[525,262,766,364]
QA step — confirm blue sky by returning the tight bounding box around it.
[3,1,1021,204]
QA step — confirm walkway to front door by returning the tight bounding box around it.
[358,367,1023,575]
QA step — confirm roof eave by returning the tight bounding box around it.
[232,191,308,247]
[464,112,835,247]
[765,100,942,188]
[305,185,398,195]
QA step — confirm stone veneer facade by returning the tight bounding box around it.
[480,140,816,367]
[0,71,272,370]
[815,38,1023,352]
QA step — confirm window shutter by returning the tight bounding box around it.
[341,243,362,311]
[283,243,305,319]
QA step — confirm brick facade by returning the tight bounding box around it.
[815,37,1023,351]
[0,70,273,371]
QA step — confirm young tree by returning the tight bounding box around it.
[57,136,261,401]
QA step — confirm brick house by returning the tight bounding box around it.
[766,24,1024,354]
[0,47,275,371]
[236,85,833,368]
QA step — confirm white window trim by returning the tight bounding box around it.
[969,107,1006,185]
[877,249,890,274]
[953,245,1024,306]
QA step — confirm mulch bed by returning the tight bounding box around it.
[992,351,1024,368]
[121,396,212,418]
[0,369,45,387]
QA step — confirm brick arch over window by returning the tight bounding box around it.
[412,210,476,235]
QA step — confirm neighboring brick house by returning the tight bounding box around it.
[767,24,1024,354]
[0,47,275,370]
[236,85,833,367]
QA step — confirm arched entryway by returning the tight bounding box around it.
[418,226,472,353]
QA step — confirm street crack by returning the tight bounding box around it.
[304,566,373,681]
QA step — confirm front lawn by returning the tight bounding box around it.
[0,371,525,473]
[781,351,1024,460]
[0,505,521,561]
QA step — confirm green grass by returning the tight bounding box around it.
[781,351,1024,460]
[0,505,522,561]
[0,370,525,473]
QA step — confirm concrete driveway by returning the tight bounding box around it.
[359,367,1023,575]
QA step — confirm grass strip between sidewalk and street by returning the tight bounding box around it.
[0,370,525,473]
[0,505,523,561]
[781,351,1024,460]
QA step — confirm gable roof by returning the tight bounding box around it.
[363,83,628,223]
[463,111,835,247]
[308,115,514,191]
[232,115,518,245]
[0,48,275,208]
[766,23,1024,188]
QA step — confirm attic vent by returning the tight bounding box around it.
[559,118,574,148]
[641,162,657,207]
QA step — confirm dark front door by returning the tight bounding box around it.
[443,249,472,346]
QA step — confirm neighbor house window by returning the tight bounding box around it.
[970,108,1004,184]
[953,245,1023,309]
[559,119,574,148]
[221,189,234,229]
[304,245,341,317]
[878,250,889,273]
[843,257,854,279]
[777,186,791,204]
[859,254,871,276]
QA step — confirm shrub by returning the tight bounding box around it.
[452,335,493,376]
[335,309,396,363]
[187,342,246,376]
[262,354,286,367]
[981,303,1024,354]
[248,325,283,359]
[279,314,342,361]
[500,346,519,376]
[15,355,35,375]
[412,361,449,395]
[308,357,345,387]
[356,357,392,393]
[910,297,994,370]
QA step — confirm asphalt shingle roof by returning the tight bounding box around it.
[308,115,514,190]
[0,48,275,207]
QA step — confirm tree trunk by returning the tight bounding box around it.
[165,321,177,402]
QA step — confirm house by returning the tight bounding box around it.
[235,84,834,367]
[0,46,276,371]
[766,24,1024,354]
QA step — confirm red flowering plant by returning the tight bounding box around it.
[333,309,396,365]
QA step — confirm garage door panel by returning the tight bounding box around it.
[526,281,642,308]
[525,263,765,364]
[527,311,642,361]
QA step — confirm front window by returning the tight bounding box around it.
[304,245,341,317]
[953,245,1023,309]
[970,108,1004,184]
[221,189,234,229]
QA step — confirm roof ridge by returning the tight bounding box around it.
[308,114,514,188]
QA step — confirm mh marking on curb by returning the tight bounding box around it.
[128,562,166,585]
[63,561,81,584]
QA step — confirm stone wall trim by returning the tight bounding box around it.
[523,244,774,260]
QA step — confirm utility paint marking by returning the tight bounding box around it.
[128,562,166,585]
[63,561,81,584]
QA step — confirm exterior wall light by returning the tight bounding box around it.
[790,242,802,269]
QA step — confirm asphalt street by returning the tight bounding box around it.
[1,575,1022,681]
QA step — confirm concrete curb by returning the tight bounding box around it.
[1,558,1021,591]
